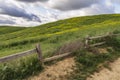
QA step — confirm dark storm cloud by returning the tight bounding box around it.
[0,2,41,22]
[48,0,102,11]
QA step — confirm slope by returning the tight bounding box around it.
[0,14,120,57]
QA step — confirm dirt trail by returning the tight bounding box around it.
[87,58,120,80]
[29,57,75,80]
[29,56,120,80]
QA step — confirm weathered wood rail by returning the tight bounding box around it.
[0,49,36,63]
[84,33,120,48]
[43,52,71,62]
[0,32,119,64]
[89,42,106,47]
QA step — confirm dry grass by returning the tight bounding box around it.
[55,40,84,55]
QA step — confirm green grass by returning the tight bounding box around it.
[0,14,120,57]
[0,26,26,35]
[0,14,120,80]
[0,54,43,80]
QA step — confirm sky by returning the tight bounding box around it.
[0,0,120,27]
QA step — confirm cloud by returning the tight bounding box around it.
[16,0,104,11]
[0,20,15,24]
[82,3,114,15]
[112,0,120,3]
[57,1,115,19]
[17,0,48,2]
[0,0,118,26]
[0,14,42,27]
[47,0,102,11]
[0,1,41,22]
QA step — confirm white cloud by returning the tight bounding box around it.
[17,0,48,3]
[0,0,42,26]
[0,0,119,26]
[0,1,41,22]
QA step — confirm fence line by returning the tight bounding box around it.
[84,33,120,48]
[0,32,119,63]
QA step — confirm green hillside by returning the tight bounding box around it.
[0,14,120,80]
[0,14,120,57]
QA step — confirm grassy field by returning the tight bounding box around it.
[0,14,120,57]
[0,14,120,80]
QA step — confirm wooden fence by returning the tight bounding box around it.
[0,32,119,64]
[0,43,71,64]
[84,33,120,48]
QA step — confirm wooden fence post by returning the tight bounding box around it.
[108,32,113,37]
[36,44,43,65]
[85,35,90,48]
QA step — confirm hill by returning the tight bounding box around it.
[0,14,120,80]
[0,14,120,57]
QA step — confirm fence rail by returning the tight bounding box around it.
[89,33,120,40]
[0,49,36,63]
[89,42,106,47]
[43,52,71,62]
[85,33,120,48]
[89,34,109,40]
